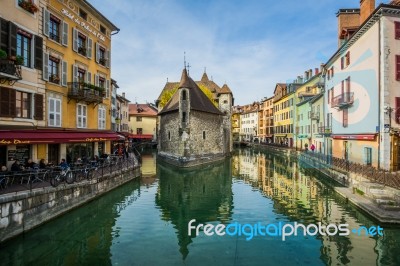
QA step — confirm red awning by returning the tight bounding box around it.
[332,134,376,140]
[0,130,124,145]
[132,134,153,139]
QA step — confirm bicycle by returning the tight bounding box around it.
[50,167,74,187]
[73,164,97,183]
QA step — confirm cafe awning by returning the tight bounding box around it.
[0,129,124,145]
[132,134,153,139]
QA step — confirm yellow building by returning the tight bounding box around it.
[129,103,158,142]
[231,106,242,141]
[0,0,120,166]
[273,83,297,147]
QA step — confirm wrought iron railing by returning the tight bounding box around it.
[67,82,104,104]
[331,92,354,108]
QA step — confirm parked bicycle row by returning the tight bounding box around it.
[0,155,138,191]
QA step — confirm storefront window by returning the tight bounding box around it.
[98,142,105,156]
[66,143,94,164]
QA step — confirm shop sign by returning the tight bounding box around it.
[61,8,106,41]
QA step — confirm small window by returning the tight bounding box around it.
[182,112,186,123]
[79,9,87,20]
[202,131,206,140]
[364,147,372,166]
[168,131,171,141]
[395,21,400,40]
[182,90,187,100]
[136,116,142,122]
[223,100,228,104]
[100,25,106,34]
[343,109,348,128]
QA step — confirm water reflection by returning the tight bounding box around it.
[0,178,142,265]
[155,160,233,259]
[232,149,400,266]
[1,150,399,265]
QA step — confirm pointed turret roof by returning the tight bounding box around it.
[159,69,223,115]
[219,84,232,94]
[201,72,209,82]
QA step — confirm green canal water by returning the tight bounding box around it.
[1,149,400,265]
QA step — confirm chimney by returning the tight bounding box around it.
[304,71,309,81]
[320,63,325,73]
[337,9,360,47]
[122,92,125,98]
[360,0,375,25]
[315,68,319,75]
[309,69,313,79]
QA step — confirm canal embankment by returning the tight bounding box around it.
[0,162,141,243]
[250,143,400,224]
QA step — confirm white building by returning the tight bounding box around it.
[240,103,259,142]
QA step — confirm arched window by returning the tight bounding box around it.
[182,90,187,100]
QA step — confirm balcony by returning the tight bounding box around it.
[331,92,354,109]
[67,82,104,105]
[0,59,22,85]
[310,112,320,120]
[318,126,332,135]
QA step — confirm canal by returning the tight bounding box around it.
[1,149,400,265]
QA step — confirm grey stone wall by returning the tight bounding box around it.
[189,111,224,155]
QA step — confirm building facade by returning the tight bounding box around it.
[129,103,158,142]
[0,0,120,167]
[158,69,231,167]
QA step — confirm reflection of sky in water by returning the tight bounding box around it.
[1,150,399,265]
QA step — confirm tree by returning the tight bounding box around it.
[158,84,217,109]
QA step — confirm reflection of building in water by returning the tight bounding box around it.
[155,160,233,259]
[231,151,385,264]
[141,153,157,176]
[235,149,259,185]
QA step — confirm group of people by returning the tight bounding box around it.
[0,158,66,173]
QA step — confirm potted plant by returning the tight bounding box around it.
[50,74,60,83]
[0,49,7,60]
[78,46,87,55]
[18,0,39,14]
[15,55,24,65]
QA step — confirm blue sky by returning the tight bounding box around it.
[88,0,388,105]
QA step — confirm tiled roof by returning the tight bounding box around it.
[157,71,223,101]
[219,84,232,94]
[129,103,158,116]
[159,69,223,116]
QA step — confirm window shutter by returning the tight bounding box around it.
[87,71,91,83]
[35,36,43,70]
[73,64,78,82]
[61,60,67,86]
[43,52,49,81]
[106,49,110,68]
[62,21,68,46]
[34,94,44,120]
[0,87,16,117]
[0,18,9,52]
[397,55,400,81]
[396,22,400,39]
[346,51,350,66]
[95,74,99,86]
[396,97,400,124]
[95,43,99,63]
[72,28,78,52]
[43,8,50,37]
[341,56,344,70]
[56,99,61,127]
[106,79,110,97]
[8,22,17,57]
[87,37,92,58]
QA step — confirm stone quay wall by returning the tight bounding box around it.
[0,167,141,243]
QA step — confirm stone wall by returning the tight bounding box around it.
[0,167,140,243]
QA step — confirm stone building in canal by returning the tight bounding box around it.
[157,68,233,167]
